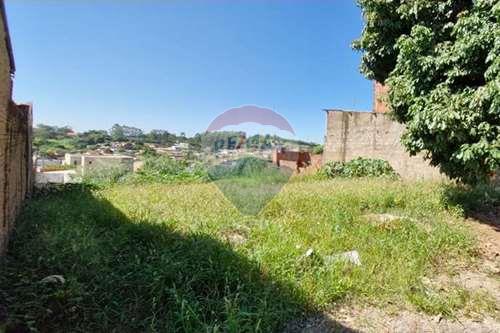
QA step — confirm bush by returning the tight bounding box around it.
[321,157,398,178]
[141,145,159,157]
[80,165,131,187]
[208,156,285,181]
[136,155,208,183]
[312,145,324,155]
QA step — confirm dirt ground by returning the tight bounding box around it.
[284,214,500,333]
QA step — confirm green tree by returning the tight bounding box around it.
[354,0,499,184]
[110,124,125,141]
[79,130,110,145]
[34,124,73,140]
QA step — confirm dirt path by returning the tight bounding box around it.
[284,216,500,333]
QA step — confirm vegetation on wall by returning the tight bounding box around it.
[354,0,499,184]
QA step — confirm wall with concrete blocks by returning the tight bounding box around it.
[323,110,444,180]
[0,1,33,255]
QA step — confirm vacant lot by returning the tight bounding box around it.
[1,178,498,332]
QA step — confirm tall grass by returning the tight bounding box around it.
[136,156,208,183]
[1,178,495,332]
[79,165,132,187]
[208,157,292,215]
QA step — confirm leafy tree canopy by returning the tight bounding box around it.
[354,0,499,184]
[110,124,143,141]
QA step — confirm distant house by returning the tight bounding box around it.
[166,142,189,151]
[64,153,134,175]
[36,170,77,185]
[66,129,78,137]
[64,153,82,167]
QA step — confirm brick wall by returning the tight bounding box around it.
[373,82,389,114]
[0,1,32,255]
[323,110,443,180]
[272,150,322,175]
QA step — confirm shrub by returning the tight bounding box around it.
[80,165,131,187]
[312,145,324,155]
[208,156,286,181]
[141,145,159,157]
[136,155,208,183]
[321,157,398,178]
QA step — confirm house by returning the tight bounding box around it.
[36,170,77,185]
[323,82,443,180]
[64,153,82,167]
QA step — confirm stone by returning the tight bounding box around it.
[40,275,65,284]
[298,248,317,262]
[324,250,361,266]
[225,232,247,246]
[304,248,314,257]
[363,213,402,224]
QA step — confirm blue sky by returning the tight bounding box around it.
[6,0,371,143]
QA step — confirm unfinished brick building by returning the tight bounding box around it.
[323,82,443,180]
[0,0,33,255]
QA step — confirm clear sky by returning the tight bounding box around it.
[6,0,372,143]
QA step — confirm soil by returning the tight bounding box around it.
[283,214,500,333]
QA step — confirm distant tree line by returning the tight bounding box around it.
[33,123,319,158]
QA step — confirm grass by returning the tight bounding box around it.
[39,164,75,172]
[1,178,496,332]
[208,157,293,215]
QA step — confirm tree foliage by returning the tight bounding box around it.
[354,0,499,183]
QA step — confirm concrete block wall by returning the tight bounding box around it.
[323,110,443,180]
[0,1,32,255]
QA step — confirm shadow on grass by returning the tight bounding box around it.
[0,185,357,332]
[442,183,500,232]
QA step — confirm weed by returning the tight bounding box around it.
[1,178,494,332]
[321,157,398,178]
[136,155,208,183]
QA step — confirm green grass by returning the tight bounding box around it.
[209,157,292,215]
[1,178,494,332]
